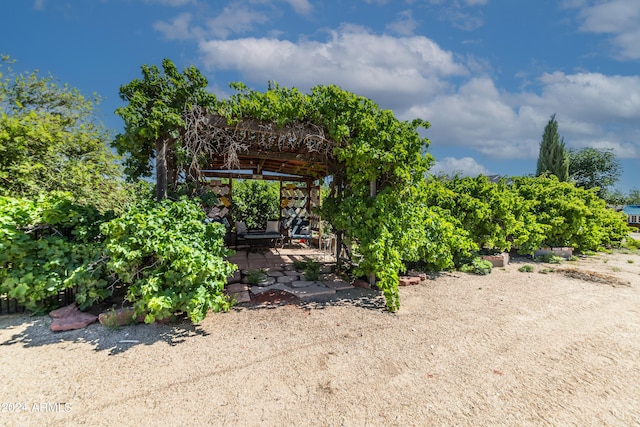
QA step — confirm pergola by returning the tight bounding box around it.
[163,107,344,251]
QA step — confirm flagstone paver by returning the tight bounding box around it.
[277,275,300,283]
[285,284,336,300]
[323,280,353,291]
[290,280,319,288]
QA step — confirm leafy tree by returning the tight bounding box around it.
[627,188,640,204]
[114,59,216,200]
[569,147,621,198]
[0,58,128,212]
[232,180,279,229]
[536,114,569,181]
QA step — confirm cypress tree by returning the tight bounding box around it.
[536,114,569,181]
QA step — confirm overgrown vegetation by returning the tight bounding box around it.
[0,193,113,313]
[425,175,629,256]
[102,198,236,323]
[2,57,633,316]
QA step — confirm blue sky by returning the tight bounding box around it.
[2,0,639,193]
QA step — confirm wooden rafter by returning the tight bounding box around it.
[182,106,338,182]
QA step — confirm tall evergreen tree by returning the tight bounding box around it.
[536,114,569,181]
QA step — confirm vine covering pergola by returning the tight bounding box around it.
[183,107,337,181]
[180,106,341,250]
[115,61,434,310]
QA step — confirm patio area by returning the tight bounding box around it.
[225,244,354,304]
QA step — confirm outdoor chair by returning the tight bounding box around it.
[287,218,312,247]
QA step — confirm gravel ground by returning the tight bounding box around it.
[1,250,639,426]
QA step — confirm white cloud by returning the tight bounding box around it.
[154,13,196,40]
[430,157,492,177]
[407,77,540,159]
[198,25,468,109]
[205,6,270,39]
[33,0,45,11]
[194,22,640,162]
[386,10,419,36]
[572,0,640,60]
[285,0,313,15]
[533,72,640,122]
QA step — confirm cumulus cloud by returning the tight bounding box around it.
[198,25,469,109]
[193,21,640,161]
[430,157,492,177]
[572,0,640,60]
[406,77,540,159]
[406,69,640,160]
[151,2,639,164]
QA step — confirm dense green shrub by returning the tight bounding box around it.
[101,198,236,323]
[0,192,112,313]
[232,180,279,229]
[425,175,629,256]
[511,175,629,251]
[425,176,546,255]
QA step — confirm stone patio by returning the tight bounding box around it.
[225,246,353,303]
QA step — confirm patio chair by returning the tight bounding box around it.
[287,218,312,247]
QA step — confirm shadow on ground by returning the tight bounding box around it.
[0,287,388,355]
[236,287,388,312]
[0,314,208,356]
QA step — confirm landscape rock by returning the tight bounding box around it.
[227,270,242,284]
[291,280,318,288]
[98,307,145,327]
[399,276,421,286]
[50,312,98,332]
[49,303,79,319]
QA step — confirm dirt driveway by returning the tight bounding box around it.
[1,250,639,426]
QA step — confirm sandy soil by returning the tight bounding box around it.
[1,249,639,426]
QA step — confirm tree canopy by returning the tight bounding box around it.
[536,114,569,181]
[114,59,216,200]
[0,57,127,212]
[569,147,621,198]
